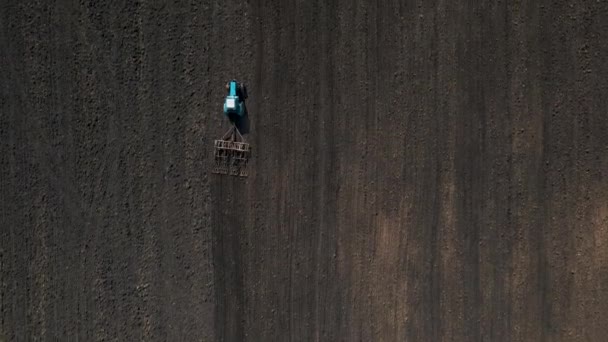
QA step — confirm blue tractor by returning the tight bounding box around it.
[223,80,248,123]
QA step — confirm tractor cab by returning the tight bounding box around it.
[223,80,247,121]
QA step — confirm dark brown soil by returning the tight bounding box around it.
[1,1,607,341]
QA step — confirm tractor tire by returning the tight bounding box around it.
[241,84,248,99]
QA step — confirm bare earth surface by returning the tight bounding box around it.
[1,1,608,341]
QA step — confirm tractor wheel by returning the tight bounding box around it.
[241,83,248,99]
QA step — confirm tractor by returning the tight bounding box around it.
[223,79,248,122]
[213,80,251,177]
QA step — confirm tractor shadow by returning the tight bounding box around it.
[235,104,250,135]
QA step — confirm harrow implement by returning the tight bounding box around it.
[213,125,250,177]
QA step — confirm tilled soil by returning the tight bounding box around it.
[1,1,608,341]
